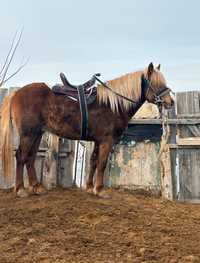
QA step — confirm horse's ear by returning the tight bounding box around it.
[147,62,154,79]
[157,64,161,70]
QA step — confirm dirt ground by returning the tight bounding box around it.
[0,188,200,263]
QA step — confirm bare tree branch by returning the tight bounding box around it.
[0,30,18,78]
[2,57,29,85]
[0,29,27,87]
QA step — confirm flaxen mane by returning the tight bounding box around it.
[97,68,166,113]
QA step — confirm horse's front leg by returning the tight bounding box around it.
[86,142,99,193]
[93,139,114,197]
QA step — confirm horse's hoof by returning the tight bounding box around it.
[16,188,29,198]
[86,188,94,195]
[93,188,111,199]
[34,185,47,195]
[86,185,94,194]
[29,184,47,195]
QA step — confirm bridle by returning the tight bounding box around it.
[141,74,172,105]
[94,73,172,106]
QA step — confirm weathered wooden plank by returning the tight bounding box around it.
[177,91,200,115]
[168,105,177,201]
[129,119,200,125]
[41,133,59,190]
[175,92,200,201]
[170,149,177,199]
[163,105,176,199]
[176,91,200,138]
[169,144,200,149]
[159,142,173,199]
[177,113,200,118]
[82,142,94,188]
[57,140,75,188]
[0,88,8,104]
[177,137,200,146]
[168,105,177,144]
[179,149,200,200]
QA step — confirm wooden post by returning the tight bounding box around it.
[57,139,75,188]
[0,88,8,104]
[42,133,59,190]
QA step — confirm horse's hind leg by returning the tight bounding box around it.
[86,142,99,192]
[26,134,46,195]
[15,134,43,197]
[15,136,34,197]
[15,148,27,197]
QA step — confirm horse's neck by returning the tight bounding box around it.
[127,86,146,119]
[126,101,143,119]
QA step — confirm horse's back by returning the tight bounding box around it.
[14,82,50,97]
[11,83,51,133]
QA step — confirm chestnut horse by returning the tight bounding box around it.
[1,63,174,197]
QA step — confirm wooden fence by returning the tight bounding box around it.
[76,91,200,202]
[171,91,200,202]
[0,88,200,202]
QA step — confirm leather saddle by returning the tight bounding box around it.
[52,73,100,104]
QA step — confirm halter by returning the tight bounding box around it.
[141,74,172,105]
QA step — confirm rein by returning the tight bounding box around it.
[94,75,138,104]
[94,74,171,106]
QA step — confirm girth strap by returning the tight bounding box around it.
[77,86,88,140]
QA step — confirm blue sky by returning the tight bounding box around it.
[1,0,200,91]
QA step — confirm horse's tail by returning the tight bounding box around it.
[1,91,16,182]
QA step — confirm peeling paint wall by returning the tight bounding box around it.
[104,141,161,194]
[81,122,163,195]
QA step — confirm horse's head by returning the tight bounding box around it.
[142,63,174,109]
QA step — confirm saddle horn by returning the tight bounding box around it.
[60,72,73,87]
[94,73,101,78]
